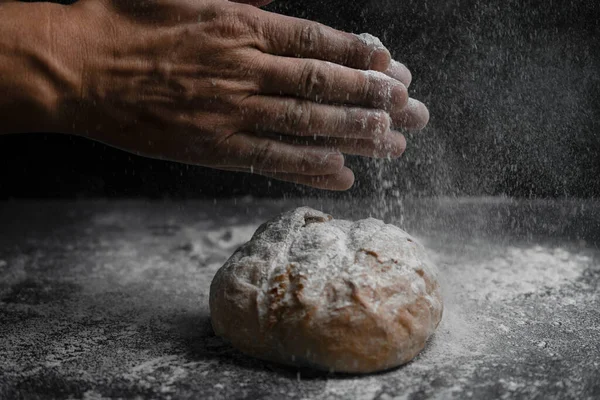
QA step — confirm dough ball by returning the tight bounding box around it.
[209,207,443,373]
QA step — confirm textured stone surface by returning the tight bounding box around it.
[0,198,599,399]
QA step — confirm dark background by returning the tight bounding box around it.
[1,0,598,199]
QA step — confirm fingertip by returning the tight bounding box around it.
[379,131,406,158]
[394,132,407,157]
[369,48,392,72]
[386,60,412,88]
[325,151,346,172]
[391,83,409,111]
[367,110,392,137]
[418,104,430,130]
[407,98,430,131]
[356,33,391,71]
[303,167,355,191]
[329,167,355,190]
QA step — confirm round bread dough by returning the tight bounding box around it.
[209,207,443,373]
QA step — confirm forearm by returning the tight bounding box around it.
[0,2,79,134]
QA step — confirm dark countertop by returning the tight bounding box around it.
[1,198,599,399]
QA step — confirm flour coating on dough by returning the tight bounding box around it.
[210,207,443,373]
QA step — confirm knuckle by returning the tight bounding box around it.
[284,101,312,132]
[297,23,324,55]
[339,44,352,67]
[345,108,364,133]
[349,38,371,69]
[399,63,413,87]
[393,138,407,157]
[382,135,406,158]
[396,84,409,108]
[208,8,251,38]
[196,3,220,22]
[356,73,373,103]
[366,73,405,110]
[298,151,320,173]
[299,61,329,100]
[301,151,342,174]
[253,140,275,169]
[367,111,391,135]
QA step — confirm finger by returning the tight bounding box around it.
[220,166,356,191]
[321,132,407,158]
[259,56,408,111]
[259,167,355,190]
[384,60,412,88]
[241,96,391,139]
[390,98,430,131]
[210,132,345,175]
[280,131,407,159]
[258,15,391,71]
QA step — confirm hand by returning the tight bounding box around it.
[53,0,428,190]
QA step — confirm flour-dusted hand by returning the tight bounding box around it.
[35,0,428,189]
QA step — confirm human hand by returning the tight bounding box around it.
[54,0,428,190]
